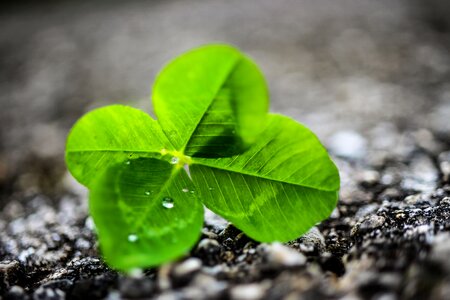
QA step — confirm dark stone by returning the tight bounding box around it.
[218,224,242,242]
[194,239,222,266]
[32,286,65,300]
[70,272,117,300]
[320,253,346,276]
[119,276,155,298]
[3,286,28,300]
[0,260,23,292]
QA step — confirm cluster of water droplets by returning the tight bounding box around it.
[121,151,201,246]
[182,187,196,194]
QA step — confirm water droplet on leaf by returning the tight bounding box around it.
[182,188,189,193]
[128,234,138,242]
[162,197,174,209]
[125,160,131,165]
[208,187,214,191]
[144,191,151,196]
[170,157,179,164]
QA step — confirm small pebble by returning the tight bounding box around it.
[405,194,423,205]
[431,232,450,271]
[191,273,228,297]
[328,130,367,159]
[298,227,326,254]
[440,197,450,206]
[355,203,380,219]
[173,258,202,278]
[158,264,173,291]
[438,151,450,182]
[204,209,228,232]
[402,154,438,193]
[5,285,26,299]
[230,283,265,300]
[380,187,401,199]
[360,215,386,230]
[120,277,154,298]
[359,170,380,186]
[33,286,65,300]
[197,238,221,252]
[258,243,306,267]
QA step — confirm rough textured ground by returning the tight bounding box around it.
[1,1,450,299]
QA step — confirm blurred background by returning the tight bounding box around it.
[1,0,450,205]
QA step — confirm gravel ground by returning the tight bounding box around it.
[1,1,450,299]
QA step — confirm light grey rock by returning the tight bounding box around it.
[191,273,228,298]
[431,232,450,271]
[412,129,442,154]
[33,286,65,300]
[405,194,428,205]
[6,285,27,298]
[204,208,228,232]
[438,151,450,182]
[257,243,306,267]
[373,293,397,300]
[358,170,381,185]
[298,226,326,254]
[230,283,266,300]
[441,197,450,206]
[328,130,367,159]
[360,215,386,230]
[402,154,438,193]
[173,258,202,278]
[197,238,220,251]
[355,203,380,219]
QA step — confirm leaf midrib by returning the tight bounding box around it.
[179,55,242,153]
[119,166,183,232]
[67,149,163,153]
[192,162,337,192]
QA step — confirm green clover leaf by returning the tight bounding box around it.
[65,44,340,271]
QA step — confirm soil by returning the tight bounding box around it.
[1,1,450,299]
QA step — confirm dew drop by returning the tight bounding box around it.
[128,234,138,242]
[162,197,174,209]
[170,157,180,164]
[189,190,195,194]
[182,188,189,193]
[125,160,131,165]
[144,191,151,196]
[208,187,214,191]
